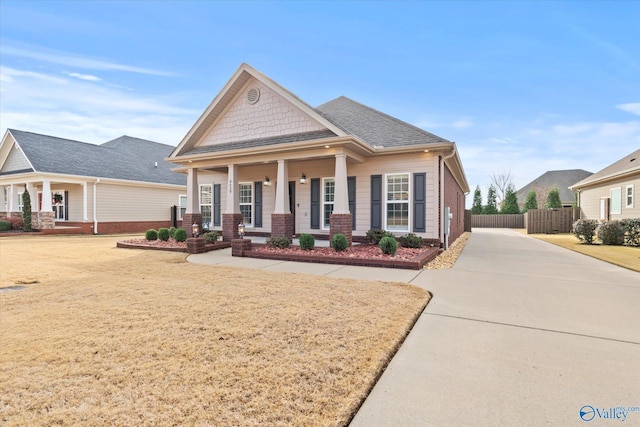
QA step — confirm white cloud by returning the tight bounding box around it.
[3,44,175,77]
[617,103,640,117]
[65,72,102,82]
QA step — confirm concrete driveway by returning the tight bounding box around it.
[350,228,640,426]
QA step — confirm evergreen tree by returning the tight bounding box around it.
[523,189,538,213]
[22,187,32,232]
[545,186,562,208]
[483,185,498,214]
[471,185,483,214]
[500,185,520,214]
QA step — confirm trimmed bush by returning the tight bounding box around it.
[158,228,170,241]
[572,219,598,244]
[366,229,394,245]
[169,227,176,238]
[22,188,32,232]
[621,218,640,247]
[145,229,158,241]
[331,233,348,252]
[0,220,11,231]
[379,236,398,255]
[299,233,315,250]
[398,233,423,248]
[203,231,219,244]
[267,236,290,249]
[173,227,187,242]
[6,216,23,230]
[598,220,625,246]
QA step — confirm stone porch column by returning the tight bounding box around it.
[330,153,352,245]
[182,168,202,234]
[272,159,293,242]
[222,164,243,241]
[39,180,55,229]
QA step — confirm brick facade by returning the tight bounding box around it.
[231,238,252,256]
[443,163,466,245]
[222,213,244,241]
[329,213,353,246]
[186,237,206,254]
[271,213,294,242]
[182,213,202,237]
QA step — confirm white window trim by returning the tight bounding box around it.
[626,184,634,208]
[199,184,212,227]
[610,187,622,215]
[239,182,253,228]
[321,177,335,230]
[384,172,411,232]
[178,194,187,220]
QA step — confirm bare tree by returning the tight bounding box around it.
[490,170,513,204]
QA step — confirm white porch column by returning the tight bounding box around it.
[273,160,290,214]
[82,182,88,221]
[8,184,16,212]
[186,168,200,214]
[333,153,350,214]
[41,180,53,212]
[226,164,240,214]
[0,186,6,213]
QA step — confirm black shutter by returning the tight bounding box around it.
[371,175,382,229]
[213,184,221,227]
[413,173,426,232]
[64,190,69,220]
[254,182,262,228]
[310,178,320,229]
[348,176,356,230]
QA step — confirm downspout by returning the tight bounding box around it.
[93,179,100,234]
[440,145,457,249]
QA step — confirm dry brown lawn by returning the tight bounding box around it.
[0,235,429,426]
[527,232,640,272]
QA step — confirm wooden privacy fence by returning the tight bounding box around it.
[471,214,524,229]
[525,207,580,234]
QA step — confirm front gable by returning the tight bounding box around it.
[0,132,34,175]
[200,78,327,148]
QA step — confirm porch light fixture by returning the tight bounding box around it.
[300,174,307,184]
[192,222,200,237]
[263,176,272,186]
[238,222,246,239]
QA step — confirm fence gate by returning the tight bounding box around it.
[525,207,580,234]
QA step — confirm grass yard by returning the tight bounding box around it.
[0,235,429,426]
[527,232,640,272]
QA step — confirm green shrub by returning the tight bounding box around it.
[22,188,32,232]
[169,227,176,238]
[0,220,11,231]
[145,229,158,241]
[203,231,219,244]
[6,216,23,230]
[267,236,290,249]
[572,219,598,244]
[621,218,640,247]
[331,233,349,252]
[597,220,625,245]
[299,233,315,250]
[173,227,187,242]
[379,236,398,255]
[366,229,394,245]
[398,233,423,248]
[158,228,170,241]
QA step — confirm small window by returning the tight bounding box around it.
[178,195,187,220]
[200,185,212,227]
[626,185,634,208]
[322,178,335,229]
[239,183,253,226]
[610,187,622,215]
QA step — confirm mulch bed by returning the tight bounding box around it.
[116,238,230,252]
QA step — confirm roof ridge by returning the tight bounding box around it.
[9,129,101,147]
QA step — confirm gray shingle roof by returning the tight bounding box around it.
[571,148,640,188]
[516,169,592,204]
[316,96,452,148]
[8,129,186,186]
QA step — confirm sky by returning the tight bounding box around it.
[1,0,639,204]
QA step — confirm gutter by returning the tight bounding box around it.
[93,178,99,234]
[440,145,457,249]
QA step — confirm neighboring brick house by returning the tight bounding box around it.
[516,169,593,209]
[0,129,186,234]
[570,148,640,221]
[168,63,469,248]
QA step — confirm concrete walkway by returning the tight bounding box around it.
[188,229,640,426]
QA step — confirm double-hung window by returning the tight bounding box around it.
[239,183,253,226]
[322,178,335,229]
[178,195,187,220]
[626,185,635,208]
[200,185,212,227]
[385,173,409,231]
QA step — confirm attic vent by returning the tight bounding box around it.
[247,88,260,105]
[631,158,636,162]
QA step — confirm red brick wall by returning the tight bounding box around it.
[329,213,353,246]
[443,164,466,244]
[271,213,294,242]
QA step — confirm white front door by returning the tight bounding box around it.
[52,191,66,220]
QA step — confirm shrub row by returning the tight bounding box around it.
[572,218,640,246]
[145,227,187,242]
